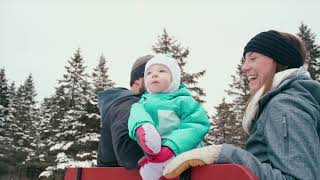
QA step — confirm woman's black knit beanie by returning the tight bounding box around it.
[243,30,304,68]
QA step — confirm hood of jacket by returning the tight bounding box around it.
[97,87,135,119]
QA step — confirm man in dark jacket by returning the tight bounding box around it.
[96,55,153,169]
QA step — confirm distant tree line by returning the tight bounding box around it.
[0,23,319,179]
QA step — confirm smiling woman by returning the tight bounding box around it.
[242,30,308,96]
[242,52,276,95]
[163,30,320,180]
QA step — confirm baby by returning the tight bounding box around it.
[128,54,210,180]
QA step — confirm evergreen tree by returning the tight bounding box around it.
[225,63,251,118]
[36,87,69,178]
[225,62,249,147]
[0,68,10,108]
[297,23,320,81]
[75,53,117,172]
[0,68,15,175]
[207,62,249,147]
[88,54,115,131]
[8,82,17,118]
[152,29,206,103]
[13,74,38,154]
[11,74,39,178]
[39,49,97,178]
[58,48,90,110]
[7,81,17,148]
[92,54,115,93]
[205,98,237,145]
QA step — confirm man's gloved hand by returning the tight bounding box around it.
[139,146,175,180]
[135,124,162,155]
[163,144,222,179]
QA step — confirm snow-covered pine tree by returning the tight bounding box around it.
[39,48,97,178]
[58,48,90,111]
[8,82,17,121]
[0,68,10,110]
[207,62,249,147]
[87,53,115,121]
[224,62,250,147]
[225,63,251,119]
[11,74,39,178]
[205,98,236,145]
[297,23,320,81]
[8,81,18,152]
[92,54,115,93]
[78,53,117,164]
[37,86,69,178]
[152,29,206,103]
[30,86,76,179]
[0,68,15,175]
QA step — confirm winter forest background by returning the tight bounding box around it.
[1,23,319,179]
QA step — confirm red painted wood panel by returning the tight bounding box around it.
[65,164,258,180]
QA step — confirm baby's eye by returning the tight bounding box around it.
[159,69,166,73]
[147,71,152,75]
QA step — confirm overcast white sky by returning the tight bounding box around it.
[1,0,319,113]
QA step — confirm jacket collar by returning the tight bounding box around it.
[242,67,309,134]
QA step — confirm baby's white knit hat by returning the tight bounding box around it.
[144,54,181,93]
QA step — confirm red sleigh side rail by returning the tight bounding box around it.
[65,164,258,180]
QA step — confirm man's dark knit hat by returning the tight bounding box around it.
[130,55,154,86]
[243,30,304,68]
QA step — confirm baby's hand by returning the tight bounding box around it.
[139,146,175,180]
[136,124,161,155]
